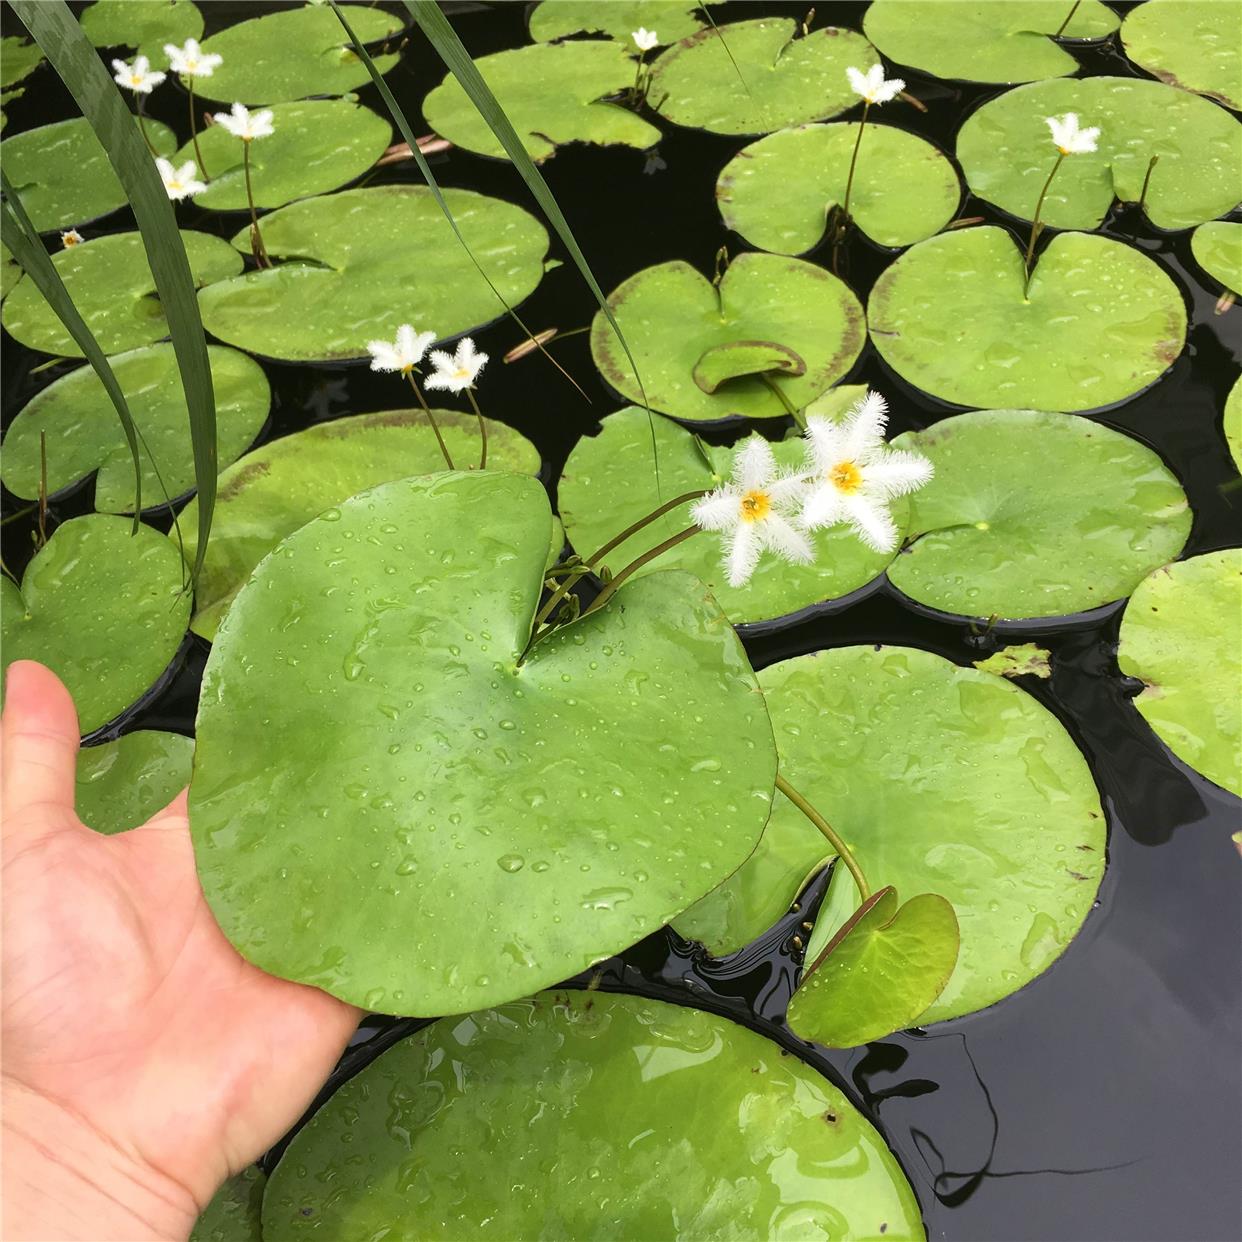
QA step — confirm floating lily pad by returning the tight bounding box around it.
[191,472,777,1016]
[0,116,176,233]
[649,18,875,136]
[172,98,390,211]
[1,36,42,89]
[756,645,1106,1024]
[3,344,268,514]
[889,409,1191,621]
[263,991,923,1241]
[422,41,661,162]
[529,1,705,44]
[1121,0,1242,110]
[77,730,194,836]
[956,77,1242,231]
[787,888,960,1047]
[1118,549,1242,796]
[863,0,1121,84]
[1225,377,1242,472]
[1,516,189,736]
[192,3,403,104]
[1192,221,1242,296]
[558,403,903,626]
[693,339,806,391]
[179,408,540,640]
[973,643,1053,679]
[197,186,548,363]
[190,1166,265,1242]
[590,254,865,421]
[79,0,203,58]
[718,122,960,254]
[868,226,1186,411]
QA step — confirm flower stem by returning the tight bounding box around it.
[775,772,871,902]
[760,373,804,427]
[464,386,487,470]
[404,372,454,469]
[242,141,270,269]
[188,79,207,179]
[1136,153,1159,222]
[581,524,699,616]
[1053,0,1081,38]
[134,97,158,157]
[1022,151,1064,297]
[840,100,871,225]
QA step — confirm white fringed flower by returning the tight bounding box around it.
[164,38,223,78]
[632,27,659,52]
[367,324,436,375]
[1046,112,1100,155]
[61,229,84,248]
[112,55,166,94]
[846,63,904,106]
[212,102,275,141]
[690,438,813,588]
[797,391,932,553]
[155,158,206,201]
[425,338,488,393]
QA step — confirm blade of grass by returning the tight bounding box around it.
[12,0,216,583]
[329,1,589,404]
[700,5,760,120]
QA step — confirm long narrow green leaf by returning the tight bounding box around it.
[12,0,217,582]
[329,1,587,402]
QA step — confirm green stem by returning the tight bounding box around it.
[465,385,487,470]
[1053,0,1081,37]
[405,372,454,469]
[242,141,270,268]
[760,373,804,427]
[775,772,871,902]
[188,78,207,179]
[840,100,871,224]
[135,96,157,157]
[1136,154,1159,221]
[1023,151,1064,297]
[581,524,699,616]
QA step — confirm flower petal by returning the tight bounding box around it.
[690,490,740,533]
[758,514,814,565]
[725,523,760,587]
[733,437,776,491]
[842,492,898,552]
[862,451,933,499]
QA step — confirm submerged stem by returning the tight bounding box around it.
[188,79,207,179]
[465,386,487,469]
[775,772,871,902]
[404,372,454,469]
[242,141,270,268]
[1023,151,1065,297]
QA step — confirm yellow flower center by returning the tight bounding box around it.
[739,490,771,522]
[453,367,471,381]
[829,460,863,493]
[130,75,143,85]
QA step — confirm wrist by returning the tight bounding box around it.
[2,1076,199,1241]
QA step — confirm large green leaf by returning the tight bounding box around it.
[422,41,660,162]
[1,36,42,89]
[888,409,1191,621]
[190,472,778,1016]
[590,254,865,421]
[79,0,203,58]
[179,408,540,640]
[172,98,390,211]
[719,121,960,254]
[1121,0,1242,110]
[864,0,1121,84]
[190,1166,265,1242]
[558,400,904,626]
[1118,549,1242,797]
[192,3,403,104]
[263,991,924,1241]
[1,515,189,736]
[787,888,960,1047]
[956,77,1242,232]
[529,1,705,44]
[197,185,548,363]
[0,116,175,232]
[1192,221,1242,297]
[649,18,876,136]
[2,229,241,358]
[77,730,194,836]
[2,344,268,515]
[868,226,1186,411]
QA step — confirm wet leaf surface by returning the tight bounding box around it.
[189,1165,265,1242]
[972,642,1053,680]
[77,730,194,835]
[1121,0,1241,110]
[79,0,204,59]
[528,0,705,44]
[1191,220,1242,297]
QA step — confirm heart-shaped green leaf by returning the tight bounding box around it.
[2,229,242,358]
[190,472,777,1016]
[2,516,189,736]
[718,121,960,254]
[868,226,1186,411]
[786,887,960,1047]
[692,339,806,392]
[558,400,904,626]
[79,0,203,59]
[197,185,549,363]
[190,1165,264,1242]
[649,18,876,136]
[190,3,404,104]
[422,41,661,162]
[1117,548,1242,797]
[972,643,1053,680]
[590,254,865,421]
[77,730,194,836]
[888,409,1191,621]
[1192,221,1242,297]
[956,77,1242,231]
[1,36,42,89]
[179,408,540,640]
[864,0,1120,84]
[529,1,705,44]
[2,343,268,514]
[171,98,390,212]
[262,991,924,1241]
[1121,0,1241,110]
[0,116,176,232]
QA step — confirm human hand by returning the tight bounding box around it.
[1,661,361,1241]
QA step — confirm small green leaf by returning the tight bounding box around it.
[77,731,194,835]
[78,0,203,59]
[1224,376,1242,473]
[1191,221,1242,297]
[973,643,1053,679]
[692,339,806,393]
[0,36,42,89]
[1121,0,1241,110]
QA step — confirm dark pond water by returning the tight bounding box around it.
[3,2,1240,1238]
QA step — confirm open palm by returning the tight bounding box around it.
[1,660,360,1228]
